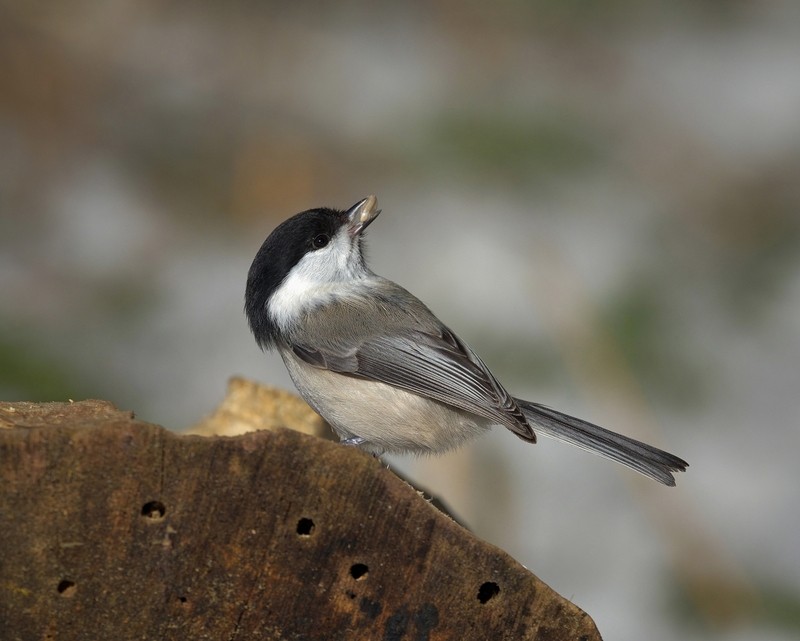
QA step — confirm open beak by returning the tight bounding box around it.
[346,195,381,236]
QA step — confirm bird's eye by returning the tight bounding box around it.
[312,234,330,249]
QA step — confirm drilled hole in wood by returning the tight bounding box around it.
[350,563,369,580]
[477,581,500,603]
[141,500,166,520]
[296,517,315,536]
[57,579,76,598]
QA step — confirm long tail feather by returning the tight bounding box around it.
[516,399,688,486]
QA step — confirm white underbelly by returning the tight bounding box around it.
[278,347,491,454]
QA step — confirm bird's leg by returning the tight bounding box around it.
[339,435,384,458]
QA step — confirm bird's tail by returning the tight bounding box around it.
[515,399,688,486]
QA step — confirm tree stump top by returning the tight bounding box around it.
[0,391,601,640]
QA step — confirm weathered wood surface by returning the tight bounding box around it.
[0,390,601,641]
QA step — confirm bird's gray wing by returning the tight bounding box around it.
[291,326,534,440]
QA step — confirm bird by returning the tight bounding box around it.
[245,195,687,486]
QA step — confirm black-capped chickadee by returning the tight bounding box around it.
[245,196,687,485]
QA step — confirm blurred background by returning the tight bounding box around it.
[2,1,799,639]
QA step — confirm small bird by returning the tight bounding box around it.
[245,196,687,485]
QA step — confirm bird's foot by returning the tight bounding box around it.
[339,436,384,458]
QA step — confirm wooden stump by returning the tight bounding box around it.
[0,385,601,640]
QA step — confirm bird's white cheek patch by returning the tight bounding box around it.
[266,250,350,329]
[266,237,373,331]
[268,268,328,331]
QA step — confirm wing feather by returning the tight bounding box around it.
[291,326,534,440]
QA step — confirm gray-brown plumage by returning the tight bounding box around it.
[245,196,687,485]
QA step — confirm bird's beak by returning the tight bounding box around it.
[346,195,381,236]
